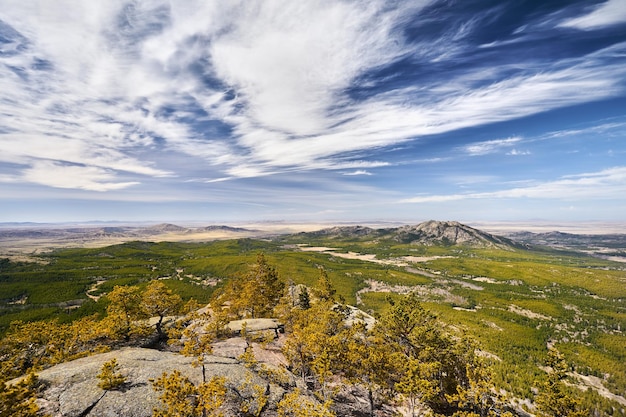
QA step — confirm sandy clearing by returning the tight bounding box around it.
[473,277,499,284]
[295,245,451,268]
[296,246,406,266]
[402,255,453,263]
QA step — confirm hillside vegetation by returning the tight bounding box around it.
[1,221,625,416]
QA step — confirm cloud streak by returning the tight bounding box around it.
[462,137,522,156]
[403,167,626,203]
[559,0,626,30]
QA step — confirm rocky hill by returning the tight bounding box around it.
[393,220,518,248]
[299,220,517,249]
[144,223,190,234]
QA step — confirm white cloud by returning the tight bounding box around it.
[1,0,625,194]
[463,137,522,156]
[0,132,170,177]
[506,149,531,156]
[544,121,626,139]
[559,0,626,30]
[22,161,139,191]
[403,166,626,203]
[343,170,373,176]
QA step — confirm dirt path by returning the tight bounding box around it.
[86,280,106,301]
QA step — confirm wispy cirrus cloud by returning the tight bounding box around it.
[1,0,625,199]
[559,0,626,30]
[343,170,373,176]
[403,166,626,203]
[543,121,626,139]
[462,137,522,156]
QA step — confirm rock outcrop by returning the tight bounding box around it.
[394,220,516,248]
[31,347,288,417]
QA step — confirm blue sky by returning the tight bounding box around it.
[1,0,625,224]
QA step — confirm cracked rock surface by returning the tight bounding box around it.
[35,347,272,417]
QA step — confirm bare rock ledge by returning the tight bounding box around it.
[33,347,279,417]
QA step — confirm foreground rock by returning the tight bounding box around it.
[33,347,288,417]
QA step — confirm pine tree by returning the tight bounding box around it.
[0,373,43,417]
[97,358,126,390]
[394,357,439,416]
[342,321,394,416]
[236,372,268,417]
[298,287,311,310]
[277,388,336,417]
[313,268,335,303]
[104,285,145,341]
[151,370,226,417]
[282,301,346,397]
[377,292,507,415]
[179,311,224,383]
[141,281,183,341]
[0,317,107,380]
[535,348,588,417]
[247,253,285,318]
[215,253,284,319]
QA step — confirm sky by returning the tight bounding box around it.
[1,0,625,224]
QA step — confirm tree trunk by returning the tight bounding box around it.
[155,316,163,339]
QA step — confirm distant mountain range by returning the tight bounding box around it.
[1,220,625,259]
[0,223,258,239]
[503,230,626,260]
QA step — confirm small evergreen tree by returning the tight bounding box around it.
[313,268,335,302]
[282,300,346,398]
[179,311,224,383]
[535,348,588,417]
[141,281,183,341]
[342,321,394,416]
[104,285,145,341]
[0,373,43,417]
[0,317,107,381]
[214,253,284,319]
[151,370,226,417]
[377,292,509,416]
[97,358,126,391]
[298,287,311,310]
[237,372,268,417]
[277,388,336,417]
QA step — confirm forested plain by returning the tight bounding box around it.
[0,231,625,416]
